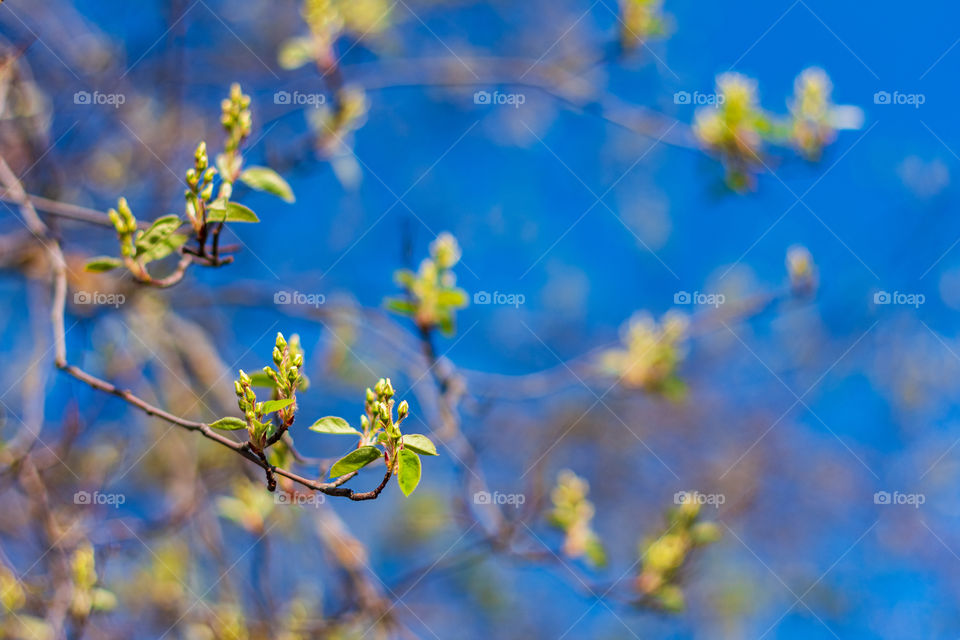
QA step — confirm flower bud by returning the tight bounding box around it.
[397,400,409,419]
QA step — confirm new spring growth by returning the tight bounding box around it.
[107,197,137,258]
[601,311,688,397]
[85,84,294,279]
[619,0,667,52]
[227,332,303,450]
[185,141,217,232]
[635,493,721,612]
[280,0,393,70]
[693,68,863,190]
[386,232,469,336]
[788,67,863,161]
[693,73,767,190]
[548,470,607,568]
[313,377,438,497]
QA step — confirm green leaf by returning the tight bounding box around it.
[329,446,382,478]
[240,166,295,203]
[135,215,182,252]
[385,298,417,316]
[401,434,439,456]
[437,288,468,308]
[310,416,361,436]
[208,202,260,223]
[137,233,188,263]
[278,36,316,70]
[209,416,247,431]
[397,449,421,496]
[260,398,295,414]
[84,256,122,272]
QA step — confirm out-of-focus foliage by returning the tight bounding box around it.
[601,310,688,397]
[386,232,468,336]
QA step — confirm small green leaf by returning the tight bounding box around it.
[397,449,422,496]
[137,233,188,263]
[84,256,123,272]
[385,298,417,315]
[261,398,295,414]
[135,215,182,252]
[240,166,295,203]
[209,416,247,431]
[437,288,468,308]
[401,434,439,456]
[208,202,260,223]
[329,446,382,478]
[310,416,361,435]
[278,36,316,70]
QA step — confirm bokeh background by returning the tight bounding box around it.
[0,0,958,638]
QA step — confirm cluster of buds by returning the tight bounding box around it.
[387,232,468,336]
[185,141,217,232]
[107,197,138,258]
[693,68,863,191]
[789,68,835,160]
[635,494,721,611]
[548,470,607,568]
[601,311,689,397]
[233,333,303,450]
[235,372,262,428]
[619,0,667,52]
[693,73,767,191]
[265,332,305,400]
[221,82,252,156]
[361,377,408,443]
